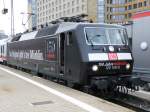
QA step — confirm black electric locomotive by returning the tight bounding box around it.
[6,22,139,93]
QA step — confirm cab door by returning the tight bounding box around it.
[59,32,73,76]
[59,33,65,74]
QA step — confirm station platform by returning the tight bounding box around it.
[0,65,135,112]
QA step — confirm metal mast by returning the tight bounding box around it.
[11,0,14,37]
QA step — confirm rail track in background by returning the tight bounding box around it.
[82,85,150,112]
[110,93,150,112]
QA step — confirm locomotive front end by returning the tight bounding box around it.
[80,25,139,93]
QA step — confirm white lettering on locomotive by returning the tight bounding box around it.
[9,50,44,60]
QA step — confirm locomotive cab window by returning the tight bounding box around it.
[85,27,108,45]
[107,29,127,45]
[85,27,128,45]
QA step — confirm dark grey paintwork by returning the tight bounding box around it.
[7,22,133,86]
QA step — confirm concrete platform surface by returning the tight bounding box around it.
[0,65,135,112]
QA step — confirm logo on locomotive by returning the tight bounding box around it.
[46,39,57,61]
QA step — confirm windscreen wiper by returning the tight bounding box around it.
[86,34,94,47]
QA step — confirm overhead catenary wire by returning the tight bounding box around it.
[21,12,35,30]
[3,0,5,8]
[11,0,15,36]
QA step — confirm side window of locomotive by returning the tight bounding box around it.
[1,46,3,55]
[3,46,4,53]
[1,46,4,54]
[0,46,2,55]
[67,32,73,46]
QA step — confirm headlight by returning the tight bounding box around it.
[126,64,130,70]
[92,65,98,72]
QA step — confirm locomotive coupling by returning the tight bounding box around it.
[90,77,116,90]
[91,78,109,90]
[129,76,141,86]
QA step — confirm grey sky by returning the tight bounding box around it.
[0,0,27,35]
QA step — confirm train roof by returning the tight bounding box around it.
[55,22,124,32]
[19,31,38,41]
[36,24,59,38]
[36,22,124,37]
[0,37,10,45]
[17,22,124,41]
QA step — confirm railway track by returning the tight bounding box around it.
[81,86,150,112]
[109,93,150,112]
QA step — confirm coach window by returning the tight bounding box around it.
[2,46,4,53]
[2,46,4,54]
[67,32,73,46]
[0,46,2,55]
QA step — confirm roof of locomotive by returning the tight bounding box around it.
[19,31,38,41]
[17,22,125,41]
[59,22,124,33]
[36,22,124,37]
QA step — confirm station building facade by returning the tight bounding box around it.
[105,0,150,24]
[28,0,105,29]
[28,0,150,29]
